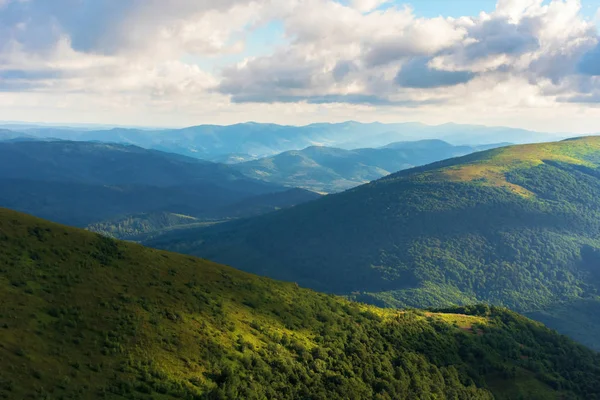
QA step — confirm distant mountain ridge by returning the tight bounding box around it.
[149,136,600,350]
[234,140,510,192]
[2,121,566,159]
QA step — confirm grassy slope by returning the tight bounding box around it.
[148,137,600,350]
[415,137,600,196]
[1,208,599,399]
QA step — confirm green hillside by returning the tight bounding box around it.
[1,209,600,399]
[149,136,600,350]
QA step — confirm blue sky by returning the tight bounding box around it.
[385,0,498,17]
[382,0,599,18]
[1,0,600,132]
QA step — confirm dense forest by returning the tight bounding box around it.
[149,137,600,350]
[1,208,599,399]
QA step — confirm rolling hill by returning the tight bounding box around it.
[234,141,508,192]
[0,141,317,229]
[149,136,600,350]
[1,208,599,399]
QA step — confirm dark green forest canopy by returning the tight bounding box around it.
[1,208,600,399]
[148,136,600,350]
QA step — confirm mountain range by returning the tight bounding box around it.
[0,138,513,239]
[2,208,599,399]
[2,121,565,159]
[149,136,600,351]
[0,141,319,230]
[233,140,509,192]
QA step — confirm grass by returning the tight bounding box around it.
[435,137,600,196]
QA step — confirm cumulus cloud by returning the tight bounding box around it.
[0,0,265,56]
[0,0,269,109]
[216,0,600,109]
[0,0,600,130]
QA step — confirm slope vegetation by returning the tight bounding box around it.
[1,208,599,399]
[150,137,600,349]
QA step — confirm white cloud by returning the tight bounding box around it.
[217,0,600,112]
[0,0,600,132]
[350,0,390,13]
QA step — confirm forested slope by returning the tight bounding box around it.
[1,209,599,399]
[149,137,600,350]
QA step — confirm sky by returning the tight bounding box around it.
[2,0,600,132]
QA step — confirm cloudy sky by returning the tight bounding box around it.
[1,0,600,132]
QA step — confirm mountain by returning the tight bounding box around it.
[9,121,564,159]
[86,189,321,241]
[149,136,600,350]
[234,141,509,193]
[1,208,599,399]
[0,141,315,228]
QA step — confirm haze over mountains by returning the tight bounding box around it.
[150,136,600,351]
[1,121,565,160]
